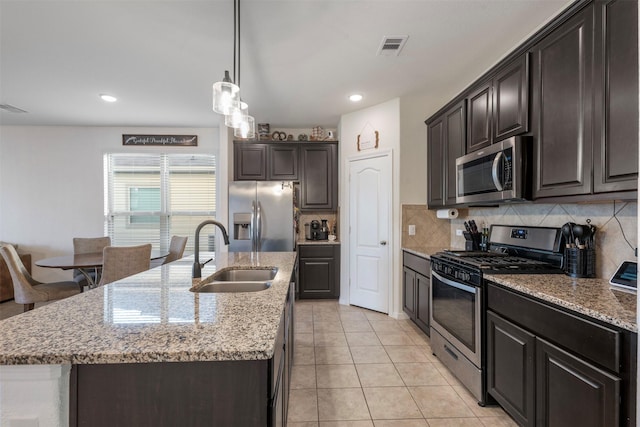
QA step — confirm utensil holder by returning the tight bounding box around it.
[564,247,595,278]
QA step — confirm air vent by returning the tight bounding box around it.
[0,104,28,113]
[377,35,409,56]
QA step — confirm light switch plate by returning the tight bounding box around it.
[408,225,416,236]
[456,229,463,236]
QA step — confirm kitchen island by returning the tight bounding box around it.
[0,251,297,427]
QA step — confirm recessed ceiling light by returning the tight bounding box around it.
[349,94,363,102]
[100,94,117,103]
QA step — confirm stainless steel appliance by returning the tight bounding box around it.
[456,136,532,205]
[229,181,294,252]
[430,225,564,405]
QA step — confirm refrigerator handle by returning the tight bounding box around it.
[256,201,262,251]
[251,201,257,252]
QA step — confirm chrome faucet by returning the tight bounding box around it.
[193,219,230,278]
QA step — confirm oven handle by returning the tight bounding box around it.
[432,271,477,294]
[492,152,504,192]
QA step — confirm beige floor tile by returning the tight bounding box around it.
[316,364,361,388]
[294,346,317,365]
[315,332,348,347]
[404,329,431,346]
[452,386,508,418]
[349,346,392,364]
[346,332,382,346]
[395,363,449,386]
[315,346,354,365]
[376,331,416,346]
[369,320,405,333]
[314,312,341,322]
[337,304,369,313]
[296,333,315,347]
[341,320,374,333]
[319,421,374,427]
[317,388,371,421]
[314,321,344,333]
[291,365,317,389]
[355,363,404,387]
[373,421,428,427]
[289,422,319,427]
[384,346,429,363]
[409,386,476,419]
[289,389,319,422]
[364,311,390,321]
[339,312,368,322]
[297,320,314,333]
[426,418,484,427]
[420,347,439,362]
[363,387,423,420]
[478,416,519,426]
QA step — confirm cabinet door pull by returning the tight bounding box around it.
[444,344,459,360]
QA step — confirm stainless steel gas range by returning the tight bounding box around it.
[429,225,565,405]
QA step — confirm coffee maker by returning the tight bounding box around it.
[306,220,328,240]
[318,219,329,240]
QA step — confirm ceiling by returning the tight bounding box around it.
[0,0,572,129]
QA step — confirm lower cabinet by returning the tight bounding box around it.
[487,282,635,427]
[402,251,430,335]
[298,244,340,299]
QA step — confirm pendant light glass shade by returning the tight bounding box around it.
[234,115,256,139]
[212,70,240,115]
[224,100,248,128]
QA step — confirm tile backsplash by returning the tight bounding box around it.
[403,202,637,280]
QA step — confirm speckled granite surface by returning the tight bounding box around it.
[401,246,448,259]
[486,274,637,333]
[0,251,297,365]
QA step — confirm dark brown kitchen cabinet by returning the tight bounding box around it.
[487,311,537,427]
[466,54,529,153]
[592,0,639,193]
[298,244,340,299]
[402,251,430,335]
[531,5,594,198]
[487,282,636,427]
[235,143,268,180]
[268,144,299,181]
[426,100,465,208]
[299,143,338,211]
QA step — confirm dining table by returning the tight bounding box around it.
[36,250,168,289]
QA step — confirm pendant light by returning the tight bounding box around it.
[212,70,239,115]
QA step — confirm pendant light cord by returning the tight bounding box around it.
[233,0,237,85]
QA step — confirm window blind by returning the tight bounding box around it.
[104,153,216,254]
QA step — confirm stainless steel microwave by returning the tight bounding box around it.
[456,136,532,205]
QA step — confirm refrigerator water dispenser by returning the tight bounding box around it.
[233,213,252,240]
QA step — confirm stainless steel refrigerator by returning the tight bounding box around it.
[228,181,295,252]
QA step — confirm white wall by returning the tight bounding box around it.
[0,125,219,282]
[339,98,403,317]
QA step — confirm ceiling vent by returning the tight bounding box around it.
[377,35,409,56]
[0,104,28,113]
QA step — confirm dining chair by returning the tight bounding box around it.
[98,244,152,286]
[162,236,188,265]
[0,244,81,312]
[73,236,111,290]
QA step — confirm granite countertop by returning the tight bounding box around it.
[0,251,297,365]
[401,246,448,259]
[486,274,637,333]
[297,239,340,245]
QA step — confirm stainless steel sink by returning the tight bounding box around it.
[195,281,272,293]
[210,267,278,282]
[190,267,278,293]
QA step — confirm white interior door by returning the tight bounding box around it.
[349,152,391,313]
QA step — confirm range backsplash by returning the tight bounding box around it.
[402,202,637,280]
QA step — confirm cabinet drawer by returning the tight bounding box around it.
[299,245,335,258]
[403,252,430,277]
[487,283,620,373]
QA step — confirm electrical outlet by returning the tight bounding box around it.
[456,229,463,236]
[408,225,416,236]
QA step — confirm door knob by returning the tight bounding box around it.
[380,241,387,246]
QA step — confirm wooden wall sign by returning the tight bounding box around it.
[357,128,379,151]
[123,135,198,146]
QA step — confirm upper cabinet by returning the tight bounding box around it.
[531,5,594,198]
[299,143,338,211]
[268,144,299,181]
[467,54,530,153]
[592,0,639,193]
[234,143,268,181]
[427,100,466,208]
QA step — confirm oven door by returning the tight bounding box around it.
[430,270,482,367]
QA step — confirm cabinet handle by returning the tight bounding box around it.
[380,241,387,246]
[444,344,459,360]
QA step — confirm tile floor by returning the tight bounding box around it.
[289,300,517,427]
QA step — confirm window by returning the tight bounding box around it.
[104,153,216,254]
